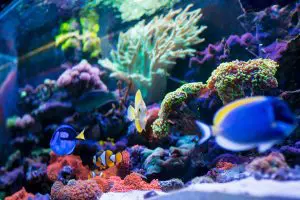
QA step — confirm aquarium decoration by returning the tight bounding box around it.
[99,4,207,102]
[1,0,300,199]
[55,10,102,59]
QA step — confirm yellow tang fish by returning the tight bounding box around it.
[93,150,123,170]
[127,90,147,133]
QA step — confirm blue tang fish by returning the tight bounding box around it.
[50,125,85,156]
[196,96,297,152]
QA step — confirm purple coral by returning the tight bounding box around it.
[15,114,35,130]
[189,33,257,67]
[57,60,107,96]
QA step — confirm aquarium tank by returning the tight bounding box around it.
[0,0,300,199]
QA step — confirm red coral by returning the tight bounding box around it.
[47,152,90,181]
[5,187,34,200]
[109,173,161,192]
[216,161,235,170]
[92,176,111,192]
[145,105,160,141]
[101,151,131,179]
[51,180,102,200]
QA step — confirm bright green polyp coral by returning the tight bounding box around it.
[152,82,207,138]
[207,58,279,104]
[55,10,101,59]
[99,4,206,101]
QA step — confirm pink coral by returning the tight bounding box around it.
[5,187,34,200]
[15,114,35,129]
[216,161,236,170]
[108,173,161,192]
[246,152,289,175]
[51,180,102,200]
[57,60,107,96]
[47,152,90,181]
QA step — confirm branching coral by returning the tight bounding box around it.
[57,60,107,96]
[87,0,179,22]
[55,10,101,59]
[51,180,102,200]
[207,59,279,104]
[152,82,207,138]
[99,4,206,101]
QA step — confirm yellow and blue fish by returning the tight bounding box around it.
[127,90,147,133]
[93,150,122,170]
[50,125,85,156]
[196,96,297,152]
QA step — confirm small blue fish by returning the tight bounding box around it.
[196,96,297,152]
[50,125,85,156]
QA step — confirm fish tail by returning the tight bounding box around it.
[195,120,212,145]
[115,152,123,165]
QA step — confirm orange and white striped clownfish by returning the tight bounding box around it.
[93,150,122,169]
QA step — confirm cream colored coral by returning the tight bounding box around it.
[99,4,206,101]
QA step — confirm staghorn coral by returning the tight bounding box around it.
[47,153,90,182]
[99,4,206,101]
[4,187,34,200]
[152,82,207,138]
[207,59,279,104]
[56,60,107,96]
[51,180,102,200]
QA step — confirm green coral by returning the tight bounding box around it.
[55,10,101,59]
[99,4,206,102]
[86,0,179,22]
[207,58,279,104]
[152,82,207,138]
[6,116,18,128]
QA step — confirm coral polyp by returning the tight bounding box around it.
[207,59,279,104]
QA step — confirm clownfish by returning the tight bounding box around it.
[127,90,147,133]
[93,150,122,170]
[196,96,297,152]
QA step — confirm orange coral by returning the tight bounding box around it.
[216,161,236,170]
[47,152,90,181]
[5,188,34,200]
[109,172,161,192]
[51,180,102,200]
[101,151,131,179]
[92,176,111,192]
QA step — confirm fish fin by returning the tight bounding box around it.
[213,96,266,126]
[127,105,136,121]
[135,119,143,133]
[100,151,107,166]
[106,150,114,167]
[76,129,85,140]
[216,135,256,151]
[110,154,116,162]
[135,89,144,108]
[275,121,297,137]
[115,152,123,165]
[258,141,278,153]
[195,121,212,144]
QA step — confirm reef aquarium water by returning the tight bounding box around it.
[0,0,300,199]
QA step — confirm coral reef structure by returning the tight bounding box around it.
[99,4,206,101]
[207,59,279,104]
